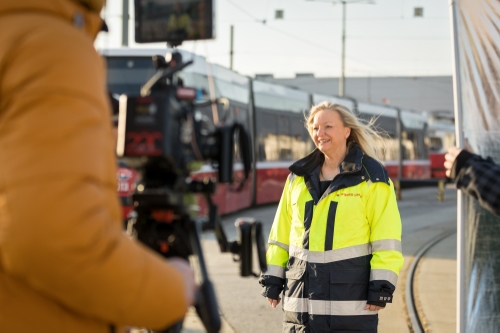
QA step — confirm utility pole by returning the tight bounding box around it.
[306,0,374,97]
[367,75,371,102]
[230,25,234,70]
[122,0,129,47]
[340,1,346,97]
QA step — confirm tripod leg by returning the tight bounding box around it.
[189,220,221,333]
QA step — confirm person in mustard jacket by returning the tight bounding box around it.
[259,102,404,332]
[0,0,197,332]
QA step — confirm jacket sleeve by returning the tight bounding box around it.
[451,150,500,217]
[365,179,404,307]
[259,174,293,300]
[0,20,187,330]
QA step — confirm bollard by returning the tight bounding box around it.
[395,179,402,200]
[437,180,445,202]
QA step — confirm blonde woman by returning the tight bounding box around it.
[259,102,404,332]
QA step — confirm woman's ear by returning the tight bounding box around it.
[345,128,351,139]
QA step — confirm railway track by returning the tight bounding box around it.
[405,228,457,333]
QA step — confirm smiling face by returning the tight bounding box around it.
[312,109,351,156]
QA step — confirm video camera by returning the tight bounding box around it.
[115,1,267,332]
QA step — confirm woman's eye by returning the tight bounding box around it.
[313,127,318,131]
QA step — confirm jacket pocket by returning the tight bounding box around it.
[284,265,306,299]
[329,269,369,301]
[286,266,306,280]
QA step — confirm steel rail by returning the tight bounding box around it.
[405,228,457,333]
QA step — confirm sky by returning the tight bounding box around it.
[96,0,453,78]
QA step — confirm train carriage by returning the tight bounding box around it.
[398,109,430,179]
[426,110,456,179]
[252,80,313,205]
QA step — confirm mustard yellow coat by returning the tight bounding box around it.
[0,0,188,332]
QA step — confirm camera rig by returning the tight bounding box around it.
[117,51,267,333]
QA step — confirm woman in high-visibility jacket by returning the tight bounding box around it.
[259,102,404,332]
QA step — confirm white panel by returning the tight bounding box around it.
[357,102,397,118]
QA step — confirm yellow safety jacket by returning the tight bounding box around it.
[260,144,404,332]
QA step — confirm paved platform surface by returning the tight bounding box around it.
[180,186,458,332]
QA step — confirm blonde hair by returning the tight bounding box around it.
[305,101,386,161]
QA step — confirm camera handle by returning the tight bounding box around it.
[140,54,193,97]
[201,193,267,277]
[215,123,252,187]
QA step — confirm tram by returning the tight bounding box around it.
[103,48,453,215]
[425,110,456,179]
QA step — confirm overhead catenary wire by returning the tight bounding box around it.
[222,0,451,80]
[102,0,450,79]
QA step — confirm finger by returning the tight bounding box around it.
[444,152,458,162]
[267,298,277,308]
[448,147,462,157]
[272,300,278,308]
[276,297,281,305]
[364,304,381,311]
[445,169,451,178]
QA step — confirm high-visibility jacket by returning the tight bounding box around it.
[260,144,404,332]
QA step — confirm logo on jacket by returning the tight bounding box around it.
[336,193,362,198]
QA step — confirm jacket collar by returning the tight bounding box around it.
[289,143,366,203]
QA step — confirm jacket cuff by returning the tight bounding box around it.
[366,300,386,308]
[259,273,284,300]
[451,150,475,179]
[261,285,283,300]
[367,290,393,304]
[366,301,387,308]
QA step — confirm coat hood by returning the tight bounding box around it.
[0,0,105,38]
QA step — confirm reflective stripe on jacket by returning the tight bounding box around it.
[260,144,404,332]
